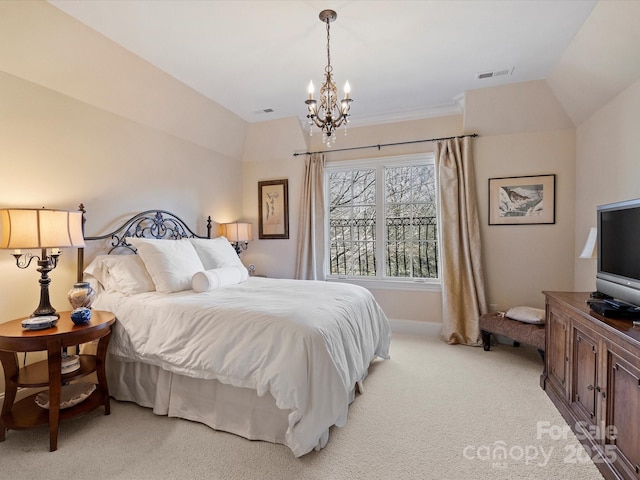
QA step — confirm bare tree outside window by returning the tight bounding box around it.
[328,169,376,276]
[327,157,438,280]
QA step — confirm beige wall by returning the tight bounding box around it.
[240,117,308,279]
[465,81,577,310]
[464,80,574,135]
[0,3,247,395]
[241,116,462,325]
[5,1,638,384]
[474,130,576,309]
[242,85,577,322]
[0,72,244,322]
[0,2,247,326]
[574,78,640,291]
[0,1,246,159]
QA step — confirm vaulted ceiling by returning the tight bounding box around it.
[49,1,640,127]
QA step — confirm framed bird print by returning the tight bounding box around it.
[488,174,555,225]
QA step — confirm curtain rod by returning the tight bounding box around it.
[292,133,478,157]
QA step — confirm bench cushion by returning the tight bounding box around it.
[479,312,545,351]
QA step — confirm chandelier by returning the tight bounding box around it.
[305,10,353,147]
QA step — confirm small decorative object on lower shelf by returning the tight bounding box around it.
[70,307,92,325]
[61,353,81,373]
[35,382,96,410]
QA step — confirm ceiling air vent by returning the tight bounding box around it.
[475,67,514,80]
[253,108,275,115]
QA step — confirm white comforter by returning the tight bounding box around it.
[93,277,391,456]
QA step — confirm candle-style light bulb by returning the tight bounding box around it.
[308,81,314,100]
[344,81,351,99]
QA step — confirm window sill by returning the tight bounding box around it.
[325,277,441,292]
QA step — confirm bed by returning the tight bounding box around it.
[80,209,391,457]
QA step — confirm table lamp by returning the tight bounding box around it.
[579,226,597,259]
[222,222,253,255]
[0,208,85,318]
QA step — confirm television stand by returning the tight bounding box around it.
[542,292,640,480]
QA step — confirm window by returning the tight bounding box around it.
[325,154,438,285]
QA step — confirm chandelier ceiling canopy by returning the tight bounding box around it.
[305,9,352,147]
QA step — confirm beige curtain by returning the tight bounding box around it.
[295,153,326,280]
[435,137,487,345]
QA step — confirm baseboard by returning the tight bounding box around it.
[389,318,440,336]
[0,387,41,407]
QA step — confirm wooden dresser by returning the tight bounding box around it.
[542,292,640,480]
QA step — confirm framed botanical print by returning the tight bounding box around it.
[258,179,289,239]
[488,174,556,225]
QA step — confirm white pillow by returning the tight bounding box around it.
[84,255,108,288]
[192,265,249,293]
[129,238,205,293]
[84,254,155,295]
[506,306,546,324]
[190,237,243,269]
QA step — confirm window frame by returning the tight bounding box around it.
[324,153,441,291]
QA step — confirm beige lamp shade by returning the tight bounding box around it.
[0,209,85,249]
[579,226,597,259]
[223,222,253,243]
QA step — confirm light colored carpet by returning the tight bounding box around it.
[0,334,604,480]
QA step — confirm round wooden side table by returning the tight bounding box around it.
[0,310,115,451]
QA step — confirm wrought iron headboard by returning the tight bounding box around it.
[76,204,212,281]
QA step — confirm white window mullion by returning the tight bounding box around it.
[376,164,385,279]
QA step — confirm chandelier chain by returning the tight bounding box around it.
[304,9,352,147]
[325,18,332,74]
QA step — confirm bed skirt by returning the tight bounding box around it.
[105,353,333,453]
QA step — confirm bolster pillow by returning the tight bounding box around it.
[192,265,249,293]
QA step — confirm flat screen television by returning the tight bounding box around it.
[596,198,640,308]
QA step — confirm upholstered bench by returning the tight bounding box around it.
[479,311,545,361]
